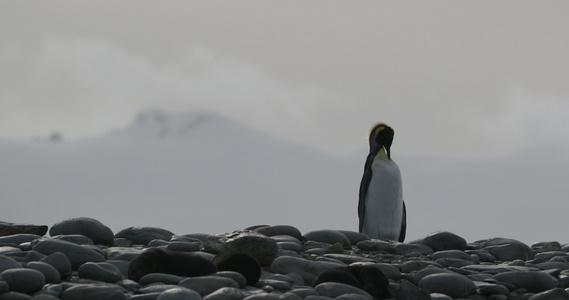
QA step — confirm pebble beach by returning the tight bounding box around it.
[1,217,569,300]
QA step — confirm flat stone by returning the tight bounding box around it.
[78,262,122,283]
[493,270,557,292]
[303,230,351,249]
[474,281,510,295]
[0,221,48,237]
[412,231,467,252]
[322,254,375,264]
[253,225,302,240]
[40,251,72,278]
[50,217,114,245]
[480,238,535,261]
[114,226,174,246]
[461,264,538,274]
[139,273,185,285]
[418,272,476,298]
[0,234,42,245]
[179,276,240,296]
[105,247,143,261]
[314,282,372,300]
[157,287,202,300]
[26,261,61,283]
[0,268,45,294]
[431,249,473,261]
[61,284,127,300]
[31,238,105,269]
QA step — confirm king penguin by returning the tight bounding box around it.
[358,123,406,242]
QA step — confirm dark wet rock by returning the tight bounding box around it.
[114,226,174,246]
[0,221,48,237]
[479,238,535,261]
[303,230,351,249]
[49,217,114,245]
[31,238,105,269]
[0,268,45,294]
[418,272,476,298]
[253,225,302,240]
[493,270,557,292]
[412,231,467,252]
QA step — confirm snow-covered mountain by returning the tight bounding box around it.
[2,110,568,245]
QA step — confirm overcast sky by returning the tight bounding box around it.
[1,1,568,157]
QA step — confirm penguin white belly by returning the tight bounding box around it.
[363,158,403,240]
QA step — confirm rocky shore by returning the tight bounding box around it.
[1,218,569,300]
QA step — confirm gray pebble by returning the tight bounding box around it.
[52,234,94,245]
[39,252,72,278]
[412,231,467,251]
[215,271,247,288]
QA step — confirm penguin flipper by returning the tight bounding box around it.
[398,201,407,242]
[358,153,375,233]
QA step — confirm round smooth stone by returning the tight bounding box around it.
[114,226,174,246]
[314,282,372,300]
[253,225,302,240]
[157,287,201,300]
[303,230,351,249]
[0,255,22,273]
[178,276,240,296]
[62,284,127,300]
[0,268,46,294]
[480,238,535,261]
[138,273,185,285]
[52,234,94,245]
[418,273,476,299]
[224,233,279,266]
[214,271,247,288]
[493,270,557,293]
[414,231,467,252]
[166,241,200,252]
[32,238,105,269]
[50,217,114,245]
[202,287,245,300]
[78,262,122,283]
[26,261,61,283]
[40,252,72,278]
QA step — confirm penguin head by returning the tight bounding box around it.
[369,123,394,159]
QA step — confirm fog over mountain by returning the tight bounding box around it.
[2,110,568,245]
